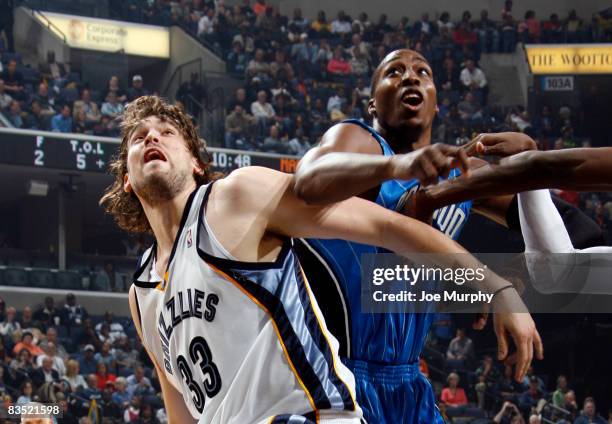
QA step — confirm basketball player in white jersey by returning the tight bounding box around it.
[100,96,542,424]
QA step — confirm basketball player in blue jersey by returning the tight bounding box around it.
[101,96,540,423]
[292,49,543,424]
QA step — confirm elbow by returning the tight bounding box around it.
[293,168,326,204]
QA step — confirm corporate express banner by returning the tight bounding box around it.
[526,44,612,74]
[35,11,170,58]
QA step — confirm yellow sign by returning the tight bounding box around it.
[36,11,170,58]
[526,44,612,74]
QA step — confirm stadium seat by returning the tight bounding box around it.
[56,270,84,290]
[28,268,56,288]
[2,268,29,286]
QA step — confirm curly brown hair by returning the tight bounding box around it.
[99,96,219,234]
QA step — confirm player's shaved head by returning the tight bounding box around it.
[370,49,430,95]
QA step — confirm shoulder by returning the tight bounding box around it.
[216,167,291,204]
[319,121,381,155]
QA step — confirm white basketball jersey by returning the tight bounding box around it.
[133,183,362,424]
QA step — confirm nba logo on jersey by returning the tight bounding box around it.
[186,229,192,247]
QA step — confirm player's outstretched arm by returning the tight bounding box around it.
[294,122,469,204]
[421,147,612,211]
[128,286,196,424]
[221,166,541,380]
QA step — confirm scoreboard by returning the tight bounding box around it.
[0,128,300,174]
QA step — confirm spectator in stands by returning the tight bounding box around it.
[564,10,585,43]
[251,89,275,135]
[287,128,310,156]
[51,104,73,133]
[262,124,287,153]
[176,72,206,119]
[227,40,249,76]
[95,311,125,344]
[437,12,454,33]
[0,79,12,110]
[1,59,24,101]
[225,104,256,150]
[9,348,33,379]
[99,386,122,421]
[73,110,90,134]
[19,306,35,335]
[127,366,154,398]
[31,83,56,117]
[25,100,50,131]
[78,344,98,376]
[476,354,501,384]
[64,359,87,393]
[518,376,546,415]
[518,10,540,43]
[6,99,25,128]
[80,373,102,408]
[476,10,500,52]
[0,0,15,52]
[246,48,272,85]
[72,88,101,124]
[127,75,149,102]
[115,336,138,373]
[197,7,215,38]
[112,376,130,408]
[102,75,127,103]
[289,7,309,34]
[441,372,468,409]
[31,356,60,388]
[575,397,606,424]
[331,10,352,36]
[311,10,332,37]
[124,395,142,423]
[62,293,88,332]
[542,14,563,43]
[552,375,569,408]
[227,88,249,112]
[493,401,524,424]
[501,12,518,52]
[446,328,474,364]
[95,362,116,390]
[36,342,65,376]
[101,92,124,120]
[453,20,477,49]
[16,380,32,406]
[270,50,295,82]
[33,297,61,331]
[0,306,19,336]
[0,366,7,396]
[412,13,433,38]
[458,91,482,125]
[12,331,43,357]
[39,327,67,362]
[327,46,351,76]
[39,51,69,88]
[460,59,487,97]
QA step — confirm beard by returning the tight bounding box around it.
[132,165,190,206]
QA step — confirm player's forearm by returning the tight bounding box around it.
[383,213,511,293]
[423,149,612,210]
[294,151,395,204]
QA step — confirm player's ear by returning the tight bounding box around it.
[123,174,132,193]
[193,157,205,178]
[367,99,376,118]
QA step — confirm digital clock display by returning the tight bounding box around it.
[0,129,300,174]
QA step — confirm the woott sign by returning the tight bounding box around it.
[525,44,612,75]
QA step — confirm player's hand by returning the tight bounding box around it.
[398,188,434,224]
[390,144,470,186]
[463,132,537,157]
[492,289,543,382]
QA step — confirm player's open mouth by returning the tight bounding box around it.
[401,89,424,110]
[144,148,167,163]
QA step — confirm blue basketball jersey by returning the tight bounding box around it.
[296,120,473,365]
